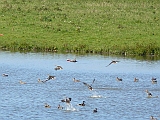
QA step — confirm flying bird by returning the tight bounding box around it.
[83,79,95,91]
[106,60,120,67]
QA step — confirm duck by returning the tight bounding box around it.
[44,103,51,108]
[57,104,63,109]
[78,101,85,106]
[145,90,152,97]
[82,79,95,91]
[2,74,8,77]
[151,77,157,84]
[47,75,56,80]
[106,60,120,67]
[93,108,97,113]
[117,77,122,81]
[19,80,26,84]
[83,82,93,91]
[73,78,81,82]
[134,78,139,82]
[54,65,63,70]
[150,116,157,120]
[61,98,72,104]
[67,58,77,62]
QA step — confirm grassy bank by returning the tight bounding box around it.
[0,0,160,56]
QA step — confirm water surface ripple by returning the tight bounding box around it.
[0,51,160,120]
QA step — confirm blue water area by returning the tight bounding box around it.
[0,51,160,120]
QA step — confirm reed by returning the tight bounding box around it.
[0,0,160,56]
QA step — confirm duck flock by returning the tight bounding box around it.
[2,58,159,120]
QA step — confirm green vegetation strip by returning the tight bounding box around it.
[0,0,160,56]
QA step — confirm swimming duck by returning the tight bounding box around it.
[61,98,72,104]
[2,74,8,77]
[145,90,152,97]
[106,60,120,67]
[151,77,157,84]
[73,78,81,82]
[44,103,51,108]
[47,75,56,80]
[78,101,85,106]
[134,78,139,82]
[67,58,77,62]
[117,77,122,81]
[93,108,97,113]
[19,80,26,84]
[150,116,157,120]
[54,65,63,70]
[57,104,63,109]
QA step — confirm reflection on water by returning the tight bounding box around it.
[0,51,160,120]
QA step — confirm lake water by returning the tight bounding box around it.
[0,51,160,120]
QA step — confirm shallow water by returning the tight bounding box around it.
[0,51,160,120]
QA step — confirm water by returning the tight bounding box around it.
[0,51,160,120]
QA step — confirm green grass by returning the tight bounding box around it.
[0,0,160,56]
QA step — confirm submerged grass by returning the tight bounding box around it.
[0,0,160,56]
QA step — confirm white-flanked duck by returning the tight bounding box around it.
[78,101,85,106]
[2,74,8,77]
[67,58,77,62]
[117,77,122,81]
[106,60,120,67]
[145,90,152,97]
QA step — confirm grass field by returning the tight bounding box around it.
[0,0,160,56]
